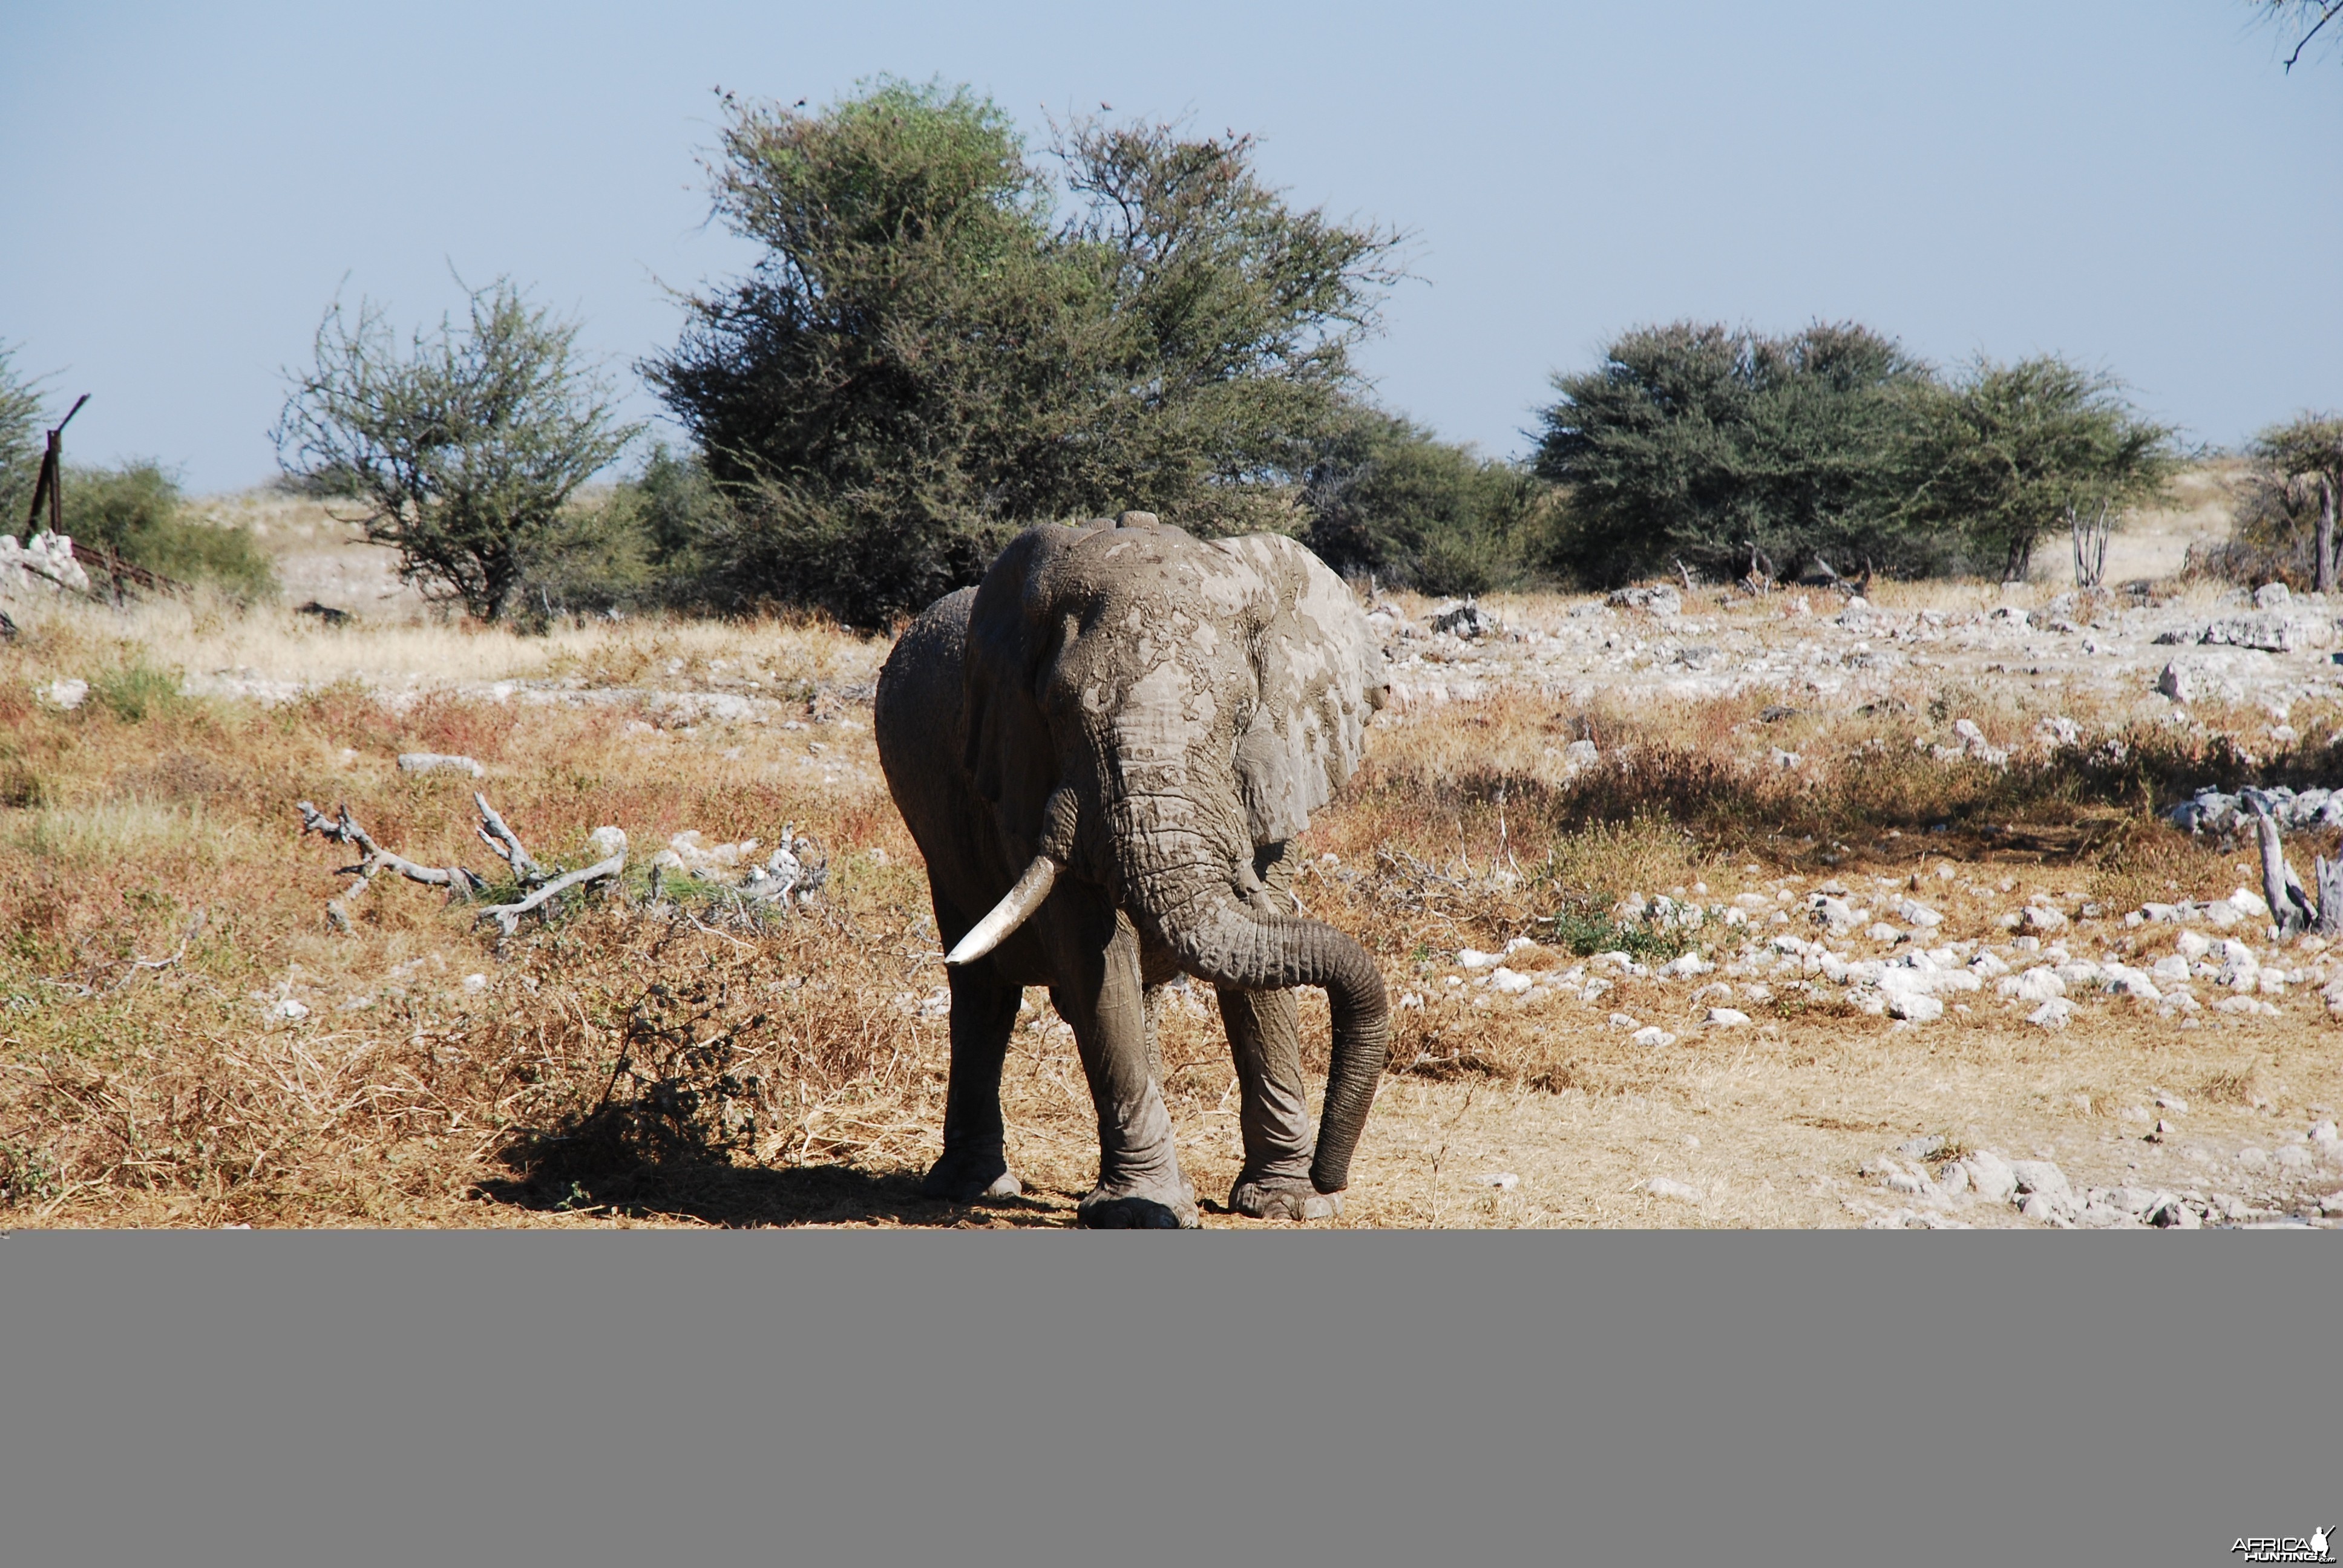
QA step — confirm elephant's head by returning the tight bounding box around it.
[956,515,1391,1194]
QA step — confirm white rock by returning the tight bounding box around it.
[2149,1196,2201,1228]
[1629,1027,1676,1048]
[2023,904,2068,932]
[1608,584,1683,616]
[1457,948,1499,969]
[1889,993,1944,1022]
[43,678,88,710]
[1606,1012,1640,1031]
[1486,967,1534,996]
[1644,1177,1702,1203]
[2027,998,2075,1029]
[2010,1161,2069,1199]
[267,998,310,1022]
[1965,1151,2019,1204]
[2017,1192,2071,1224]
[462,973,488,993]
[397,752,485,777]
[2227,886,2271,919]
[2000,967,2066,1002]
[2175,929,2214,960]
[585,826,628,860]
[1704,1007,1752,1027]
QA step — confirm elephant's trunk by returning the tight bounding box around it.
[1109,792,1389,1195]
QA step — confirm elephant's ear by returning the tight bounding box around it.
[1212,534,1389,844]
[963,527,1075,847]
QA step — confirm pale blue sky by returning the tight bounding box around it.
[2,1,2335,492]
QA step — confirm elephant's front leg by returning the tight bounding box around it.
[920,959,1023,1202]
[1222,843,1340,1221]
[1219,988,1338,1221]
[1044,892,1198,1229]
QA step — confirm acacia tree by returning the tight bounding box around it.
[2228,414,2343,590]
[274,278,639,621]
[1900,357,2178,583]
[1532,321,1936,586]
[645,80,1402,624]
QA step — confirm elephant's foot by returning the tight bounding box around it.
[1228,1171,1343,1223]
[921,1147,1021,1202]
[1075,1174,1199,1230]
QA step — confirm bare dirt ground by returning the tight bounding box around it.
[5,483,2341,1229]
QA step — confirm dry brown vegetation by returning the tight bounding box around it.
[6,526,2343,1227]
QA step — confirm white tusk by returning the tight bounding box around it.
[945,857,1061,965]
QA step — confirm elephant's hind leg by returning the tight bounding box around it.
[922,961,1024,1202]
[1222,844,1340,1221]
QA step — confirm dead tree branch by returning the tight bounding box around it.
[297,801,485,930]
[476,854,626,938]
[2246,795,2335,938]
[473,792,545,884]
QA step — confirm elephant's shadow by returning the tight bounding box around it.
[471,1154,1069,1229]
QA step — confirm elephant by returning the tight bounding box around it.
[873,511,1392,1228]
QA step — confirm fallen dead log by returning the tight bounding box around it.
[476,854,626,938]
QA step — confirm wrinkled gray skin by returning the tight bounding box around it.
[874,515,1391,1228]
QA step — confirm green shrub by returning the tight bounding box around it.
[60,463,277,600]
[1541,901,1694,963]
[1302,412,1545,595]
[88,661,185,723]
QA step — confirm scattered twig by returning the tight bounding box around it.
[473,793,545,884]
[476,854,627,938]
[110,908,209,991]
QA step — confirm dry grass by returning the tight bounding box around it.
[5,575,2340,1229]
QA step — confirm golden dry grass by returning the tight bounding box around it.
[4,577,2340,1229]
